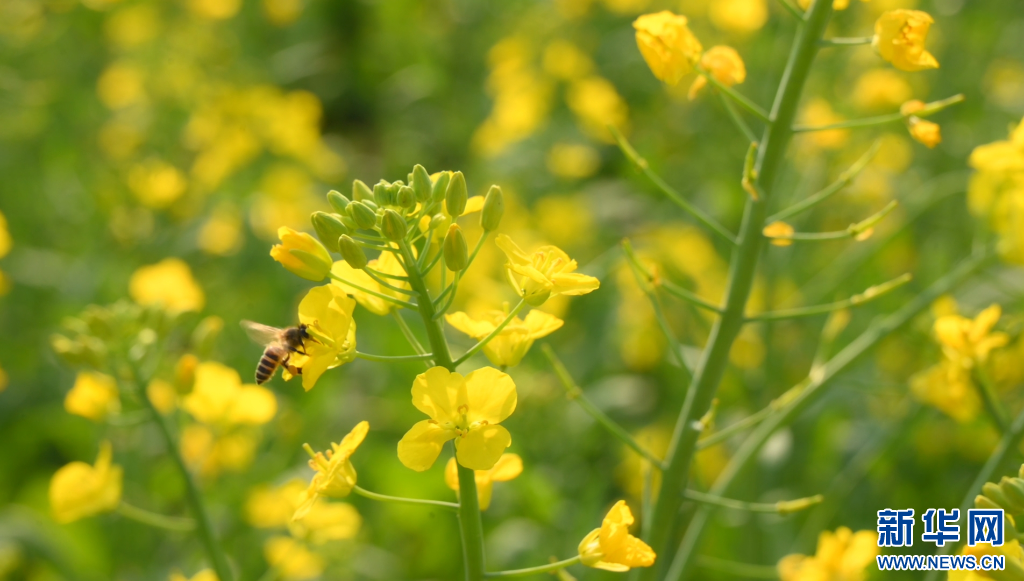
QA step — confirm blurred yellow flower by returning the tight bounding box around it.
[64,371,120,421]
[183,362,277,426]
[49,441,123,524]
[0,210,11,259]
[547,143,601,179]
[542,40,594,80]
[188,0,241,20]
[797,0,859,9]
[446,308,563,368]
[633,11,702,86]
[284,284,357,391]
[128,158,188,209]
[104,4,158,49]
[0,363,8,393]
[566,76,629,141]
[444,453,522,510]
[332,252,409,315]
[263,0,303,26]
[799,99,849,150]
[763,221,795,246]
[169,571,218,581]
[295,421,368,519]
[198,205,243,256]
[602,0,651,14]
[873,10,939,72]
[709,0,767,33]
[246,478,308,528]
[181,425,260,477]
[129,258,205,312]
[146,379,177,415]
[688,46,746,100]
[263,537,324,581]
[910,359,981,422]
[270,227,333,282]
[534,195,596,248]
[97,62,145,109]
[778,527,878,581]
[578,500,655,571]
[495,234,600,306]
[289,501,361,545]
[950,539,1024,581]
[852,69,912,111]
[908,117,941,148]
[935,304,1009,367]
[398,366,517,472]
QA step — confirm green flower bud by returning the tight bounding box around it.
[443,224,468,271]
[348,201,378,230]
[432,171,451,203]
[352,179,373,202]
[446,171,468,218]
[341,215,359,231]
[327,190,350,214]
[397,185,416,209]
[412,164,432,202]
[1003,478,1024,512]
[775,494,823,516]
[976,495,1003,511]
[373,180,391,206]
[381,209,408,241]
[983,482,1016,512]
[523,289,551,307]
[430,213,447,230]
[311,211,349,253]
[361,199,379,212]
[338,235,368,269]
[481,185,504,231]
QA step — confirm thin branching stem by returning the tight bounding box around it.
[696,66,771,122]
[716,91,759,143]
[683,490,822,513]
[792,94,964,132]
[774,0,805,20]
[363,268,417,296]
[433,271,461,319]
[769,140,880,222]
[485,556,581,578]
[745,273,911,321]
[452,300,525,366]
[355,351,435,363]
[352,485,459,511]
[117,502,195,532]
[766,201,898,243]
[820,36,873,46]
[328,272,418,309]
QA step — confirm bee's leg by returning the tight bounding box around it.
[283,353,303,376]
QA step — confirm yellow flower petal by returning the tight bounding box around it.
[633,11,702,86]
[398,419,457,472]
[456,424,512,471]
[411,366,464,423]
[464,367,517,425]
[873,10,939,72]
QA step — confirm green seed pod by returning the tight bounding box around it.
[983,482,1015,512]
[481,185,505,231]
[311,211,349,253]
[338,235,368,269]
[373,180,391,206]
[446,171,468,218]
[432,171,451,203]
[412,164,432,202]
[976,495,1003,511]
[381,209,408,241]
[397,185,416,209]
[1000,478,1024,513]
[443,224,468,271]
[352,179,373,202]
[327,190,351,214]
[348,201,377,230]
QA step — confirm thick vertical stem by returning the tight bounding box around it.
[398,241,486,581]
[138,388,234,581]
[637,2,833,579]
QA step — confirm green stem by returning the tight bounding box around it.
[716,90,759,143]
[767,200,897,242]
[744,273,911,321]
[355,351,435,363]
[683,490,822,513]
[622,238,722,315]
[352,485,459,511]
[792,94,964,132]
[696,67,771,122]
[543,344,665,469]
[467,231,490,270]
[819,36,872,46]
[610,126,738,245]
[695,405,772,450]
[768,140,880,223]
[774,0,805,20]
[397,239,485,581]
[637,3,834,578]
[452,300,526,367]
[696,556,779,579]
[328,272,418,309]
[433,271,461,319]
[363,268,417,295]
[117,502,195,532]
[136,372,234,581]
[485,556,582,578]
[665,248,993,581]
[974,366,1009,434]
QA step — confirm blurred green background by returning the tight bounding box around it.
[1,0,1024,578]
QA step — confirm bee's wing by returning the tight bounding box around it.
[240,320,283,346]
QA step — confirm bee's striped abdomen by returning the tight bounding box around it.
[256,346,285,384]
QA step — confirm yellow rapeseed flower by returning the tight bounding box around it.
[331,251,409,315]
[169,570,218,581]
[688,46,747,100]
[96,62,145,109]
[873,10,939,72]
[495,234,600,306]
[283,284,357,391]
[288,501,361,546]
[950,539,1024,581]
[294,421,369,520]
[908,117,941,148]
[778,527,878,581]
[547,143,601,179]
[632,11,702,86]
[49,441,123,523]
[578,500,656,571]
[852,69,913,111]
[188,0,241,20]
[0,209,11,259]
[147,379,178,414]
[263,536,324,581]
[181,425,259,478]
[270,227,333,282]
[64,371,121,421]
[127,158,188,209]
[910,359,981,422]
[182,362,277,426]
[763,221,795,247]
[708,0,767,34]
[129,258,205,312]
[934,304,1009,367]
[246,478,308,529]
[444,453,522,510]
[446,308,563,367]
[398,366,517,472]
[566,76,629,141]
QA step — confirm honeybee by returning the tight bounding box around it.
[240,320,311,384]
